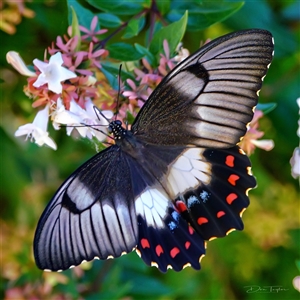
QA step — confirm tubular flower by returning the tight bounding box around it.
[33,52,77,94]
[15,104,57,150]
[239,110,274,155]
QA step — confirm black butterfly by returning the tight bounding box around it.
[34,29,274,273]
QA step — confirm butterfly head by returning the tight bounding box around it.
[108,120,127,140]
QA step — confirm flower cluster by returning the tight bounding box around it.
[290,97,300,180]
[7,17,113,150]
[239,110,274,155]
[0,0,35,35]
[120,40,182,121]
[8,17,274,156]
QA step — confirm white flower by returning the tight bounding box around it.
[250,139,275,151]
[52,98,113,142]
[86,75,97,86]
[15,104,57,150]
[290,148,300,179]
[293,276,300,292]
[290,97,300,179]
[174,43,190,62]
[33,52,77,94]
[6,51,36,76]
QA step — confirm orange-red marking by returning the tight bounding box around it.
[170,247,180,258]
[228,174,240,186]
[141,238,150,249]
[176,201,187,213]
[155,245,164,256]
[225,155,235,167]
[226,193,238,204]
[197,217,209,225]
[217,211,225,218]
[185,241,191,249]
[188,226,194,235]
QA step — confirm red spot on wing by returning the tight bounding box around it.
[225,155,235,167]
[176,201,187,213]
[141,238,150,249]
[185,241,191,249]
[170,247,180,258]
[217,211,225,218]
[155,245,164,256]
[228,174,240,186]
[197,217,209,225]
[226,193,238,204]
[188,226,194,235]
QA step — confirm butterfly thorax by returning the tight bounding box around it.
[108,120,140,156]
[108,120,127,140]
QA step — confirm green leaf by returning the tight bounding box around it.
[126,111,135,124]
[106,42,144,61]
[100,65,119,90]
[149,11,188,62]
[86,0,145,15]
[283,1,300,20]
[101,61,135,90]
[122,272,173,295]
[223,0,297,57]
[70,6,81,51]
[156,0,171,15]
[67,0,95,29]
[167,1,244,31]
[134,43,155,65]
[122,16,145,39]
[97,13,122,28]
[257,102,277,114]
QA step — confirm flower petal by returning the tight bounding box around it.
[250,139,275,151]
[33,52,77,94]
[15,105,57,150]
[290,147,300,179]
[6,51,36,76]
[49,52,64,65]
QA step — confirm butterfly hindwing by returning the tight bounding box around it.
[34,146,139,271]
[135,186,206,272]
[132,29,274,148]
[171,146,256,240]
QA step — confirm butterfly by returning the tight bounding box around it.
[34,29,274,273]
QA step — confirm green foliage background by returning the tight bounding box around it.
[0,0,299,299]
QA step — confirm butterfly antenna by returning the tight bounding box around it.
[93,106,111,123]
[114,64,122,121]
[60,123,114,140]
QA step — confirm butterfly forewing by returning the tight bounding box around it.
[132,29,273,148]
[34,147,139,271]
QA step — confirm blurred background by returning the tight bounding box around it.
[0,0,299,299]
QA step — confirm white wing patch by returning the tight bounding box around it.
[135,188,170,228]
[66,177,95,209]
[164,148,211,198]
[169,70,205,98]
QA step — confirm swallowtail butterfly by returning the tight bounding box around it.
[34,29,274,272]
